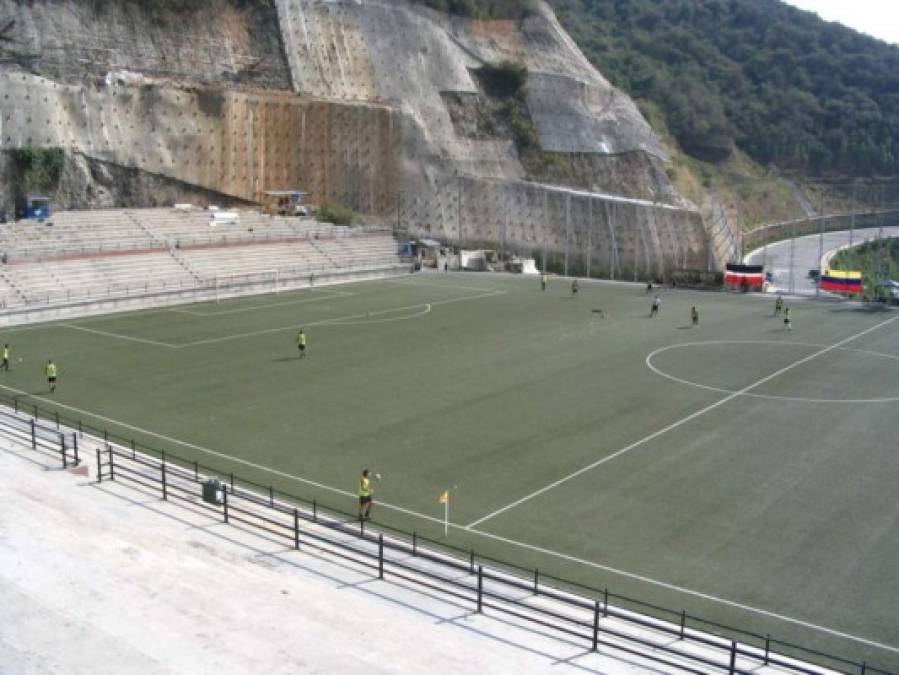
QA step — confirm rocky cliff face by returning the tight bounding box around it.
[0,0,719,275]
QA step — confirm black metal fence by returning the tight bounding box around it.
[0,394,889,675]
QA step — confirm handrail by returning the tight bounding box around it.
[0,397,888,675]
[0,260,408,317]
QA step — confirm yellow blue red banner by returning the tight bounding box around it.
[820,269,862,293]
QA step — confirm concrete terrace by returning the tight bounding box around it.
[0,419,843,675]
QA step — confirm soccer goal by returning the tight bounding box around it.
[213,269,280,302]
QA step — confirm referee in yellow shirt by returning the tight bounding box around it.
[358,469,373,521]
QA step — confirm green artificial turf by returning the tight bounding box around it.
[4,274,899,670]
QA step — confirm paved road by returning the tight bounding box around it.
[744,226,899,294]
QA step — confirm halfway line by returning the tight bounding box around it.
[465,314,899,529]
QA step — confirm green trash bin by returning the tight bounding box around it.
[202,478,223,505]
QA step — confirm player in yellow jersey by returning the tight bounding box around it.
[46,359,58,393]
[358,469,373,520]
[296,330,306,359]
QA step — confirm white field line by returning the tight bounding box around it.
[323,304,431,326]
[169,288,355,317]
[56,288,504,349]
[177,288,504,347]
[60,323,179,349]
[384,278,506,294]
[646,340,899,404]
[465,314,899,530]
[0,381,897,653]
[462,526,899,654]
[0,382,449,529]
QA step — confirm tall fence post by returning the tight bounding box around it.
[312,500,317,522]
[96,448,102,483]
[764,634,770,665]
[269,486,274,507]
[30,418,36,449]
[603,588,609,617]
[222,485,229,524]
[72,432,79,465]
[729,640,736,674]
[293,508,300,550]
[130,439,136,460]
[592,599,600,651]
[412,531,417,556]
[533,568,539,595]
[680,610,686,638]
[161,452,167,501]
[59,432,67,468]
[108,447,115,481]
[378,534,384,580]
[476,565,484,613]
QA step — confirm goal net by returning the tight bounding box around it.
[213,269,280,303]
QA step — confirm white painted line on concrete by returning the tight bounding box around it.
[0,379,896,654]
[465,314,899,529]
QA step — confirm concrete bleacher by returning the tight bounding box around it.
[6,252,197,306]
[0,210,158,258]
[0,208,403,312]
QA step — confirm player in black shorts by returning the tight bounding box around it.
[296,330,306,358]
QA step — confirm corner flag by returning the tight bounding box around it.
[439,490,450,536]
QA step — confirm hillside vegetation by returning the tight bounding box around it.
[548,0,899,176]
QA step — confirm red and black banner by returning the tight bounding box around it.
[725,263,764,289]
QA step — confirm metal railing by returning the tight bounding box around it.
[0,394,888,675]
[0,260,408,322]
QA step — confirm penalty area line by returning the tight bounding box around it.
[60,323,179,349]
[170,288,355,317]
[0,381,896,654]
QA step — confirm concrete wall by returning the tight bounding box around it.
[0,73,399,213]
[0,0,290,89]
[0,0,718,276]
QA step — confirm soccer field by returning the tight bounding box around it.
[4,274,899,669]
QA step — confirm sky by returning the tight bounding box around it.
[783,0,899,45]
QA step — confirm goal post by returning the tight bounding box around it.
[212,269,280,303]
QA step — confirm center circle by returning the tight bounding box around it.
[646,340,899,403]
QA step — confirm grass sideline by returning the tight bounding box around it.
[3,274,899,669]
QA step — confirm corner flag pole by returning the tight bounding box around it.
[439,490,449,537]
